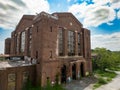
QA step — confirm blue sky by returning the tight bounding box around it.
[0,0,120,54]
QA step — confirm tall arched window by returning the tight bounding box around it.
[78,33,81,55]
[16,35,19,53]
[28,28,32,56]
[68,31,75,56]
[20,31,25,53]
[58,28,64,56]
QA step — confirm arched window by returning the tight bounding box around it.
[20,31,25,53]
[68,31,75,56]
[78,33,81,55]
[28,28,32,56]
[58,28,64,56]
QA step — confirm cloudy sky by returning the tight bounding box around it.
[0,0,120,53]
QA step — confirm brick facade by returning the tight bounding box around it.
[3,12,92,89]
[0,65,36,90]
[5,38,11,54]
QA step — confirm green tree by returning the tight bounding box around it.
[92,48,120,71]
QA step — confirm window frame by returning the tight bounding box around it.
[58,27,64,56]
[68,30,75,56]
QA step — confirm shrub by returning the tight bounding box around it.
[106,78,112,82]
[98,77,107,84]
[93,83,101,90]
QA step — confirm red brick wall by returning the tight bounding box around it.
[5,38,11,54]
[0,65,36,90]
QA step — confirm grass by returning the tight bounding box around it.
[44,84,66,90]
[23,78,66,90]
[93,70,117,90]
[95,70,117,78]
[0,57,7,61]
[93,83,101,90]
[0,57,5,61]
[109,67,120,71]
[23,84,66,90]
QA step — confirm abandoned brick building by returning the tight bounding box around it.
[1,12,92,90]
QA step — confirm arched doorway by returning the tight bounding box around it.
[72,64,76,80]
[61,65,67,83]
[80,62,84,77]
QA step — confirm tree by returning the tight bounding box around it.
[92,48,120,71]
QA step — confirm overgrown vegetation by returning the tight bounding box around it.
[23,75,66,90]
[0,57,5,61]
[93,70,117,90]
[92,48,120,71]
[92,48,120,89]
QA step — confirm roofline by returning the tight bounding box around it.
[15,15,35,32]
[52,12,83,27]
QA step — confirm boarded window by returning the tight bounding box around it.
[8,73,16,90]
[22,72,29,88]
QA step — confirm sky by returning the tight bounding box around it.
[0,0,120,54]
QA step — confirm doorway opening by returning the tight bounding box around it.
[72,64,76,80]
[80,62,84,77]
[61,65,67,83]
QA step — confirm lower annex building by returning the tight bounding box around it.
[2,11,92,90]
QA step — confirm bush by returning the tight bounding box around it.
[93,77,107,90]
[23,77,65,90]
[93,83,101,90]
[106,78,112,82]
[98,77,107,84]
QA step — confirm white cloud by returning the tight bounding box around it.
[93,0,110,5]
[84,6,116,27]
[110,0,120,9]
[91,32,120,51]
[68,2,87,19]
[117,10,120,19]
[68,3,116,27]
[21,0,49,13]
[0,0,50,30]
[93,0,120,9]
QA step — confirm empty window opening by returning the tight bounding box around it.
[50,51,52,58]
[37,26,39,32]
[50,26,52,32]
